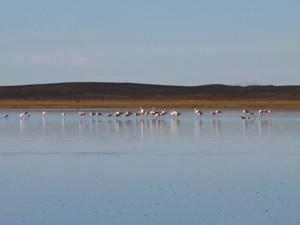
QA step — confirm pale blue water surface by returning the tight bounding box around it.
[1,108,300,225]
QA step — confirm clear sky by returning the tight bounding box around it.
[1,1,300,86]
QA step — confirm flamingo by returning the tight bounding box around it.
[115,111,123,116]
[197,111,203,118]
[249,112,256,119]
[175,111,181,118]
[115,112,123,120]
[242,109,250,117]
[258,109,267,118]
[106,113,113,120]
[211,110,217,117]
[21,111,29,118]
[161,110,167,117]
[23,111,28,116]
[194,108,203,118]
[134,112,140,119]
[170,109,181,119]
[96,112,102,116]
[212,109,222,118]
[124,111,131,120]
[42,111,46,116]
[2,114,9,118]
[139,107,145,116]
[150,107,158,118]
[79,111,86,117]
[62,112,65,117]
[90,112,96,117]
[214,109,222,114]
[267,109,272,117]
[155,112,161,120]
[144,111,150,119]
[125,111,133,116]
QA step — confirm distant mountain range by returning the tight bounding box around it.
[231,80,266,87]
[1,82,300,101]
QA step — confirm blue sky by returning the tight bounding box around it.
[1,1,300,86]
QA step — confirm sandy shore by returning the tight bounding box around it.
[1,99,300,109]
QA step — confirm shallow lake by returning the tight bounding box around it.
[1,108,300,225]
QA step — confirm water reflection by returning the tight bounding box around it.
[258,119,272,135]
[62,118,65,133]
[89,118,97,134]
[106,120,112,126]
[79,118,85,134]
[140,120,145,142]
[242,119,255,136]
[43,117,46,133]
[115,120,121,136]
[194,120,202,138]
[20,118,25,137]
[170,119,180,135]
[211,119,221,136]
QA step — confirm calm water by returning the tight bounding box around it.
[1,108,300,225]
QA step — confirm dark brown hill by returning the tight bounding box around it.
[1,82,300,101]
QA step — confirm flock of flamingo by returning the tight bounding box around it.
[1,107,272,120]
[79,107,181,120]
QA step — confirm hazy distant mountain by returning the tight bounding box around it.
[231,80,266,87]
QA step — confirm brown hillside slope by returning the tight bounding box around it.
[1,82,300,108]
[1,82,300,100]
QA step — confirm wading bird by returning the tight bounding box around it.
[115,112,123,120]
[106,113,112,120]
[258,109,267,118]
[249,112,256,119]
[124,111,131,120]
[242,109,250,117]
[155,112,161,120]
[134,112,140,119]
[144,111,150,118]
[170,109,181,119]
[150,107,156,117]
[79,111,86,117]
[161,111,167,118]
[139,107,145,116]
[20,111,30,118]
[211,110,217,117]
[194,108,203,118]
[212,109,222,118]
